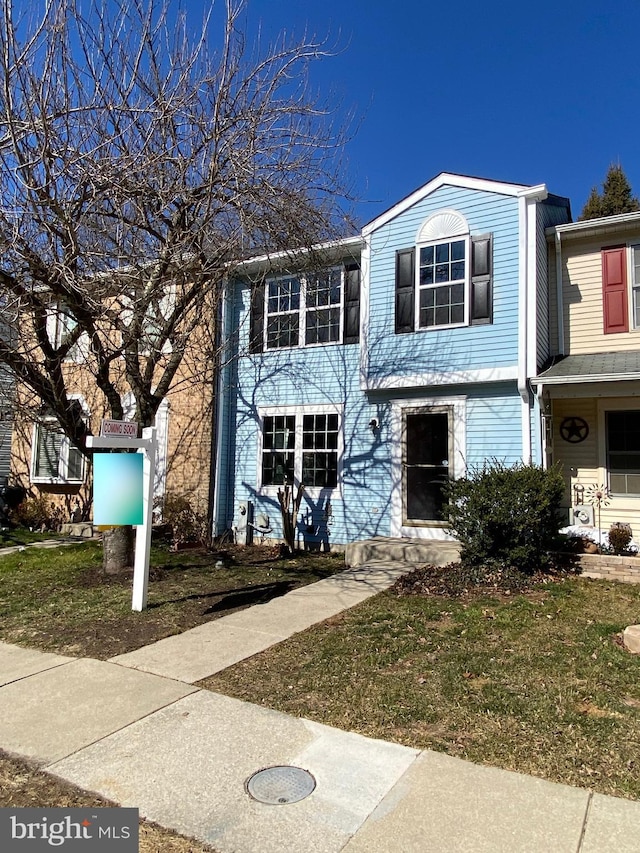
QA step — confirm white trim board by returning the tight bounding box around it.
[362,366,518,391]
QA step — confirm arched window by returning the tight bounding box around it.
[395,210,493,333]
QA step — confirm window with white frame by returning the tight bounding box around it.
[31,419,85,483]
[606,410,640,495]
[260,407,341,490]
[265,268,343,349]
[418,238,468,329]
[395,210,492,334]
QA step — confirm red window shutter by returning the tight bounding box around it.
[602,247,628,334]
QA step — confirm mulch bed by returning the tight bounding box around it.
[389,561,570,599]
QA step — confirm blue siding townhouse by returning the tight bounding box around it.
[213,173,571,549]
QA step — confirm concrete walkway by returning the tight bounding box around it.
[1,562,640,852]
[0,535,93,557]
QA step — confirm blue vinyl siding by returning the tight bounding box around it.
[366,186,520,383]
[227,285,526,544]
[219,178,554,546]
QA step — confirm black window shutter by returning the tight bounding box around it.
[470,234,493,325]
[343,262,360,344]
[249,282,265,353]
[395,248,415,334]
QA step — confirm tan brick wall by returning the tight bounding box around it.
[10,310,216,523]
[579,553,640,584]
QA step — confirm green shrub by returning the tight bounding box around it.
[156,493,208,546]
[444,461,565,574]
[608,522,633,555]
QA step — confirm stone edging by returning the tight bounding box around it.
[578,553,640,584]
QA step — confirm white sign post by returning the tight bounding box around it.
[87,424,157,612]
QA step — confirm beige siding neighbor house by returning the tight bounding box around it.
[534,212,640,532]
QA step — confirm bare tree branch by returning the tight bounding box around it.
[0,0,353,449]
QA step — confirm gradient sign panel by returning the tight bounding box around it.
[93,453,144,526]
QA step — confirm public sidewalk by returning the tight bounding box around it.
[1,563,640,852]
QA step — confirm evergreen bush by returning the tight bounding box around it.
[444,461,565,574]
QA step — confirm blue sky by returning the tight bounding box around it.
[22,0,638,227]
[215,0,640,227]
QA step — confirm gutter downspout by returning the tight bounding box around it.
[517,185,548,464]
[210,281,228,538]
[555,230,565,354]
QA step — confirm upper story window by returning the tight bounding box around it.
[249,263,360,353]
[395,210,492,334]
[418,238,468,328]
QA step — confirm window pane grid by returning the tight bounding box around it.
[266,314,299,349]
[265,269,342,348]
[305,307,340,344]
[262,415,295,485]
[418,239,466,329]
[266,278,301,349]
[261,412,339,490]
[302,414,338,487]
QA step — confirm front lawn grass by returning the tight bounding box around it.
[0,542,342,658]
[202,574,640,801]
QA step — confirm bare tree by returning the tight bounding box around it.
[0,0,352,570]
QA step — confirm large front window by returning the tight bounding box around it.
[265,268,343,349]
[418,239,467,329]
[261,408,340,490]
[607,410,640,494]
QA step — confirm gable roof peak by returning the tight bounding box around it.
[363,172,541,236]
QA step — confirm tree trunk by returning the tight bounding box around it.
[277,484,305,555]
[102,526,135,574]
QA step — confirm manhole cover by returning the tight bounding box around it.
[245,765,316,805]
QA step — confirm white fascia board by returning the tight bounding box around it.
[362,173,531,237]
[231,236,364,277]
[532,372,640,387]
[517,184,548,202]
[545,211,640,241]
[361,365,518,391]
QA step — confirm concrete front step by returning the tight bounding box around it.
[345,536,461,568]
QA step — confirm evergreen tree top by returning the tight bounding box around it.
[579,164,640,220]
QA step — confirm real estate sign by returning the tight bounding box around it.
[100,419,138,438]
[93,453,144,526]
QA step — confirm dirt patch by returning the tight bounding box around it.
[0,750,216,852]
